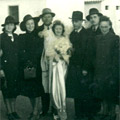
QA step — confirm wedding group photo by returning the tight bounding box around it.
[0,0,120,120]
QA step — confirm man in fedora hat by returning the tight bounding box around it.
[86,8,103,36]
[37,8,55,32]
[85,8,104,117]
[66,11,96,120]
[36,8,56,117]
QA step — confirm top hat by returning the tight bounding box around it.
[40,8,55,18]
[20,14,40,31]
[69,11,85,21]
[86,8,103,21]
[1,16,19,26]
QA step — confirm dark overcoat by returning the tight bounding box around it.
[93,32,119,102]
[18,31,44,98]
[66,28,93,99]
[1,32,19,98]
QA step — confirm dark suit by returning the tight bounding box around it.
[36,24,51,114]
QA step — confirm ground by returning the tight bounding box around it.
[1,91,120,120]
[0,91,75,120]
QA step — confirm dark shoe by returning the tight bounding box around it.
[74,116,80,120]
[99,115,111,120]
[110,115,116,120]
[28,113,33,119]
[39,111,47,118]
[7,113,15,120]
[12,112,21,119]
[30,114,39,120]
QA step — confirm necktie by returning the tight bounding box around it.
[93,27,96,32]
[47,26,49,30]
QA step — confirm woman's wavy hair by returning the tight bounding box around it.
[99,16,112,26]
[52,20,65,36]
[99,15,115,34]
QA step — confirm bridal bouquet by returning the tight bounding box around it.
[53,37,72,63]
[54,39,71,55]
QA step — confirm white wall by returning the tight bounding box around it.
[84,0,120,36]
[84,2,101,17]
[101,0,120,35]
[0,0,46,33]
[0,0,84,34]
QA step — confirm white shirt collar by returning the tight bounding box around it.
[8,33,14,42]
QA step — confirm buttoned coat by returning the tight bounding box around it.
[1,32,19,98]
[93,32,119,102]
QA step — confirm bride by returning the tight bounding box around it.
[41,20,72,120]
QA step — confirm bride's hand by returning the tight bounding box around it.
[38,31,44,38]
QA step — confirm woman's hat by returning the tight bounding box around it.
[1,16,19,26]
[20,14,40,31]
[69,11,85,21]
[86,8,103,21]
[39,8,55,18]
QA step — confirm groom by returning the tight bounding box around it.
[36,8,55,117]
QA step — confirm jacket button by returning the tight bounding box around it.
[4,60,7,63]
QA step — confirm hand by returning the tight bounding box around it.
[0,70,5,78]
[4,79,7,89]
[82,70,88,76]
[0,49,3,57]
[38,31,44,38]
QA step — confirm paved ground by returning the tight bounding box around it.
[0,91,75,120]
[1,91,120,120]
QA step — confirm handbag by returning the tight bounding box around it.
[24,66,36,80]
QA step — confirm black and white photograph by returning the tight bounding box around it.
[0,0,120,120]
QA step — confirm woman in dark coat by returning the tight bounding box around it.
[1,16,20,120]
[18,14,44,120]
[93,16,119,120]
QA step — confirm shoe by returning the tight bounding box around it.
[39,111,47,118]
[12,112,21,119]
[58,110,67,120]
[7,113,15,120]
[74,116,80,120]
[53,113,60,120]
[30,114,39,120]
[28,112,33,119]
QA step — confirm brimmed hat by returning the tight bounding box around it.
[86,8,103,21]
[1,16,19,26]
[69,11,85,21]
[20,14,40,31]
[40,8,55,18]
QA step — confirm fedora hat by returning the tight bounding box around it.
[69,11,85,21]
[1,16,19,26]
[40,8,55,18]
[20,14,40,31]
[86,8,103,21]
